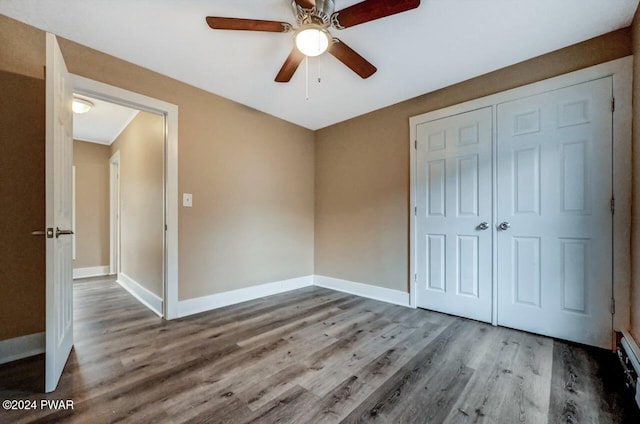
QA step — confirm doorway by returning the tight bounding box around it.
[72,95,166,316]
[71,75,179,319]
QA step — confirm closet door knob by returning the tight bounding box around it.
[477,222,489,230]
[498,222,511,231]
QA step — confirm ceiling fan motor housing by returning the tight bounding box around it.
[293,0,335,26]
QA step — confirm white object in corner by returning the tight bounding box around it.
[621,331,640,409]
[117,273,164,317]
[0,332,45,365]
[73,266,110,279]
[178,275,314,318]
[313,275,411,307]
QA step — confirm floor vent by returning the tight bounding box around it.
[617,331,640,408]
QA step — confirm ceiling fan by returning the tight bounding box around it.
[206,0,421,82]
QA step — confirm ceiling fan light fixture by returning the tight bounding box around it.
[72,97,94,114]
[295,27,330,57]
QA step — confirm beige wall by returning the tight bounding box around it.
[0,15,46,342]
[0,70,46,341]
[631,11,640,342]
[56,35,315,301]
[110,111,164,297]
[73,140,110,269]
[0,15,44,80]
[315,28,632,292]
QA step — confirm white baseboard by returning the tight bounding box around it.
[0,332,45,365]
[73,265,110,279]
[178,275,314,318]
[313,275,411,307]
[117,273,163,317]
[177,275,410,319]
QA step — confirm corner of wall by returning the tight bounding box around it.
[630,6,640,339]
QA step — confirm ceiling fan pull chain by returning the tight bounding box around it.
[317,56,322,83]
[305,55,309,100]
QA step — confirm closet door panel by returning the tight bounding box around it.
[415,107,493,323]
[496,77,613,348]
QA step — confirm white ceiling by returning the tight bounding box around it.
[1,0,638,130]
[73,95,139,145]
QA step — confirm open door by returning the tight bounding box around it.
[45,32,74,393]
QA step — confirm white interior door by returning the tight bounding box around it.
[415,107,493,322]
[45,32,74,393]
[496,77,613,348]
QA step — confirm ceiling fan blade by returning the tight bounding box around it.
[293,0,316,8]
[332,0,420,29]
[275,48,305,82]
[328,39,377,79]
[206,17,291,32]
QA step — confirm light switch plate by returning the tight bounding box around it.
[183,193,193,207]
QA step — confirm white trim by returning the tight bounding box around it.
[73,266,109,279]
[117,273,163,317]
[0,332,45,365]
[109,151,120,276]
[611,58,633,336]
[313,275,411,307]
[72,165,76,260]
[409,109,417,309]
[73,136,111,146]
[164,106,179,319]
[73,75,179,319]
[409,57,633,343]
[178,276,314,318]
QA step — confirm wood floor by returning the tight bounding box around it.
[1,277,638,423]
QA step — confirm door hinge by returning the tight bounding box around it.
[414,206,417,216]
[414,139,417,149]
[165,224,168,231]
[611,97,615,112]
[610,197,615,214]
[414,273,417,283]
[610,298,615,315]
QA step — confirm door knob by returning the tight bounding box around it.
[55,227,74,238]
[498,222,511,231]
[477,222,489,230]
[31,228,54,238]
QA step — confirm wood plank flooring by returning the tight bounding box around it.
[0,277,638,423]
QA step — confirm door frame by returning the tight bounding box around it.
[72,75,179,319]
[72,166,76,261]
[109,151,121,276]
[409,57,632,346]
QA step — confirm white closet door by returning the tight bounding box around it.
[496,77,613,348]
[415,107,493,322]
